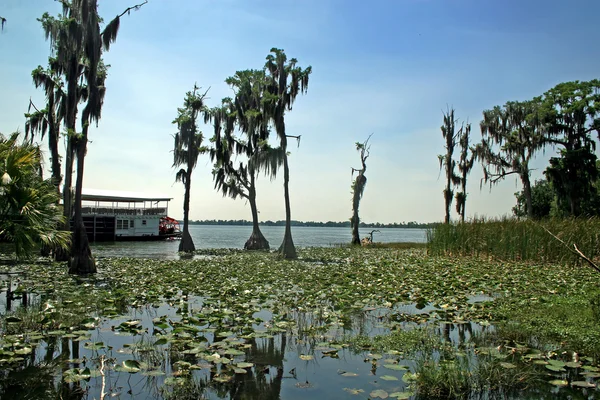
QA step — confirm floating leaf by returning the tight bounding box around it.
[384,364,408,371]
[390,392,413,399]
[571,381,596,388]
[122,360,141,373]
[380,375,398,381]
[545,364,566,372]
[299,354,314,361]
[370,389,389,399]
[343,388,364,395]
[236,362,253,369]
[548,379,568,387]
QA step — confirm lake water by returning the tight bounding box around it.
[90,225,427,258]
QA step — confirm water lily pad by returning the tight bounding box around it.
[370,389,389,399]
[548,379,568,387]
[83,342,105,350]
[224,349,245,356]
[390,392,413,399]
[380,375,398,381]
[213,374,233,383]
[343,388,364,395]
[122,359,141,373]
[571,381,596,388]
[402,372,418,383]
[299,354,314,361]
[545,364,566,372]
[341,372,358,377]
[384,364,408,371]
[236,362,253,369]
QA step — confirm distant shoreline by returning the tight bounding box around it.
[186,220,437,229]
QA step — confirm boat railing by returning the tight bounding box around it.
[82,206,167,216]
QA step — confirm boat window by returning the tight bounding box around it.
[142,220,147,226]
[130,220,135,228]
[117,219,129,230]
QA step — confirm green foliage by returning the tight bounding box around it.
[172,85,208,176]
[455,123,474,221]
[541,80,600,216]
[494,292,600,357]
[0,133,70,258]
[427,216,600,265]
[513,179,555,219]
[477,99,544,218]
[439,108,460,224]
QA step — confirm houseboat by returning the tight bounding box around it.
[79,189,182,241]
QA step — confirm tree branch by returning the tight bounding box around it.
[539,224,600,274]
[115,1,148,19]
[28,98,48,122]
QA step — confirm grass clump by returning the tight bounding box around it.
[427,216,600,265]
[493,291,600,358]
[414,354,543,399]
[346,327,448,356]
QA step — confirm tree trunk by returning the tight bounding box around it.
[179,167,195,252]
[521,172,533,218]
[245,178,269,250]
[444,188,452,224]
[55,59,78,263]
[48,94,62,194]
[68,134,96,274]
[278,150,296,259]
[351,174,365,245]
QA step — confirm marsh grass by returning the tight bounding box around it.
[427,217,600,265]
[414,354,543,399]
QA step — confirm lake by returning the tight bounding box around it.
[90,225,428,258]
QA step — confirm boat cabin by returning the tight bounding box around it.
[78,189,181,241]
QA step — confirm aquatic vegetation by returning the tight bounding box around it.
[0,247,599,398]
[427,217,600,265]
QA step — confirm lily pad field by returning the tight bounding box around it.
[1,247,600,399]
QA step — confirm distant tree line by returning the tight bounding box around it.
[187,219,438,229]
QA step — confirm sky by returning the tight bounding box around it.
[1,0,599,223]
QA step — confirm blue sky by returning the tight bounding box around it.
[1,0,599,223]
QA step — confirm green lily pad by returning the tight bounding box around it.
[390,392,413,399]
[384,364,408,371]
[548,379,568,387]
[370,389,389,399]
[122,359,141,373]
[380,375,398,381]
[571,381,596,388]
[545,364,566,372]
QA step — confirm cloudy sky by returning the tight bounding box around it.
[1,0,598,223]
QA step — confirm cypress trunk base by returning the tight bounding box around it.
[278,232,297,259]
[179,230,195,252]
[244,229,270,251]
[54,245,69,262]
[68,222,96,274]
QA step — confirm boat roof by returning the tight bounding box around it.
[82,188,172,203]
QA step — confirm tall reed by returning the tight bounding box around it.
[427,217,600,265]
